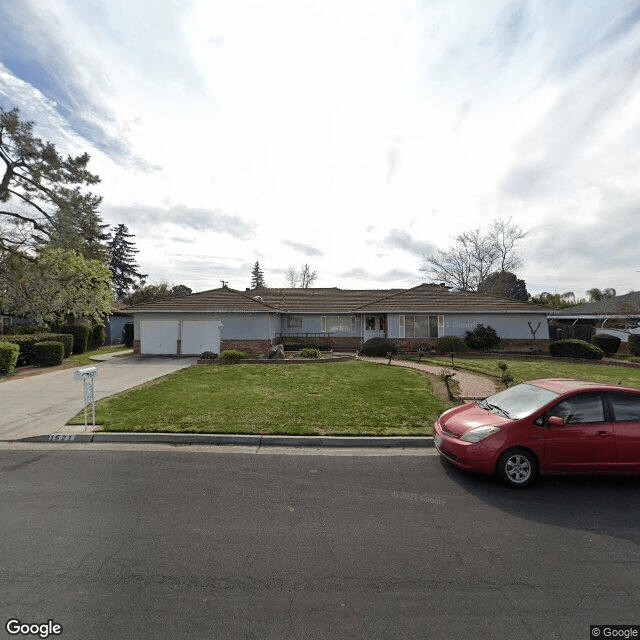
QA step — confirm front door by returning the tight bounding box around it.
[364,315,386,341]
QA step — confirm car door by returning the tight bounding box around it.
[607,392,640,472]
[542,392,617,472]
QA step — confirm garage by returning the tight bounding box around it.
[181,320,221,356]
[139,320,179,355]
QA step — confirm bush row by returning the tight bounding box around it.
[549,339,604,360]
[0,342,20,375]
[3,333,74,366]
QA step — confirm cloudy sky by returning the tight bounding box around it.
[2,0,640,296]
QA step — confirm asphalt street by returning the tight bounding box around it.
[1,445,639,640]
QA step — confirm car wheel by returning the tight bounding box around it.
[497,448,537,489]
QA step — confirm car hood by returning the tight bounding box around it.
[440,402,511,437]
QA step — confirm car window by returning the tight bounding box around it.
[549,393,604,424]
[609,392,640,422]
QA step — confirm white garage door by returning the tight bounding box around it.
[140,320,179,355]
[181,320,221,356]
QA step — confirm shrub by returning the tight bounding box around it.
[3,333,73,365]
[591,333,621,356]
[88,323,106,351]
[464,324,501,351]
[300,347,321,359]
[549,339,604,360]
[361,337,398,357]
[33,341,64,367]
[629,334,640,357]
[123,323,134,348]
[435,336,467,354]
[201,351,218,360]
[219,349,250,363]
[58,323,91,354]
[0,341,20,374]
[9,325,50,335]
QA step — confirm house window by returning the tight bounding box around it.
[287,315,303,328]
[398,315,443,338]
[322,315,356,333]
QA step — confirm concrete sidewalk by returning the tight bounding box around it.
[0,354,197,440]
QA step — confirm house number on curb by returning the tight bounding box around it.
[73,366,98,430]
[48,434,76,442]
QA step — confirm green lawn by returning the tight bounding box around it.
[68,360,452,436]
[421,356,640,389]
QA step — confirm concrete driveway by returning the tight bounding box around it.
[0,355,197,440]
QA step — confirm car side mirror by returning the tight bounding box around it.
[547,416,565,428]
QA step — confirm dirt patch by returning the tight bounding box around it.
[417,370,462,404]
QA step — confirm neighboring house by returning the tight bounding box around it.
[549,292,640,346]
[123,283,550,356]
[104,308,134,345]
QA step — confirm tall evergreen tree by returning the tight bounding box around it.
[0,107,101,255]
[107,224,147,300]
[250,261,266,288]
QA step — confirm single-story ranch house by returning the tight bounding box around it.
[123,283,550,356]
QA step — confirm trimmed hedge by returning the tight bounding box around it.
[58,323,91,354]
[591,333,621,356]
[0,341,20,375]
[629,334,640,357]
[88,323,106,351]
[33,341,64,367]
[435,336,467,354]
[549,339,604,360]
[360,337,398,357]
[3,333,74,365]
[219,349,250,363]
[300,347,321,359]
[9,325,50,335]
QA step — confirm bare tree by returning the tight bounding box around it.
[299,264,318,288]
[420,217,527,291]
[285,266,299,287]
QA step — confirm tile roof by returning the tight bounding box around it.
[551,291,640,317]
[124,283,548,314]
[248,287,404,312]
[355,283,547,313]
[122,287,279,313]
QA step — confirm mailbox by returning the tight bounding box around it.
[73,366,98,380]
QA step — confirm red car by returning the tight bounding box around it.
[433,378,640,488]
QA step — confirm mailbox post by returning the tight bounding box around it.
[73,366,98,430]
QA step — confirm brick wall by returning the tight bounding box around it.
[220,339,273,356]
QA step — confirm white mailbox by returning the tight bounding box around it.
[74,367,98,429]
[74,366,98,380]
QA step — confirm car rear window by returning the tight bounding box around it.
[609,392,640,422]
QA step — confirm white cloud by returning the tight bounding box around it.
[2,0,640,295]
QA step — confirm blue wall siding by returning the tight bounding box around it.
[386,313,549,340]
[133,312,276,341]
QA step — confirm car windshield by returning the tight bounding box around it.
[478,383,560,420]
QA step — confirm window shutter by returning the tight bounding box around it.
[438,315,444,337]
[351,316,356,333]
[321,316,326,333]
[399,315,405,338]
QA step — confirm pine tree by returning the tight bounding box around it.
[250,261,266,288]
[108,224,147,301]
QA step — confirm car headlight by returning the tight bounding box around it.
[460,426,501,443]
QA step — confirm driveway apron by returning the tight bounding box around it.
[0,356,197,440]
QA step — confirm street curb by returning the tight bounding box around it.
[14,433,435,448]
